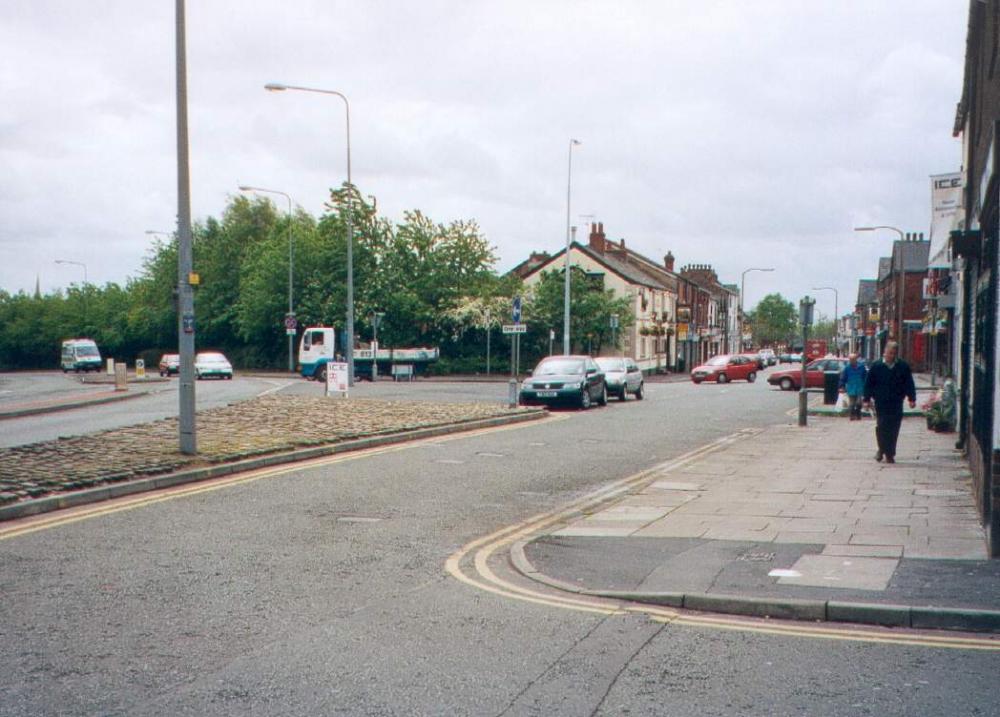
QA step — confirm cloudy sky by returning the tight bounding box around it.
[1,1,969,320]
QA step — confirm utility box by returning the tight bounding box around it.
[823,371,839,405]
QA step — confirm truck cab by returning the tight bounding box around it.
[298,327,336,381]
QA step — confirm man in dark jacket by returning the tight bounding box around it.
[862,341,916,463]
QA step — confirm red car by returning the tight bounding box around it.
[691,354,758,384]
[767,357,849,391]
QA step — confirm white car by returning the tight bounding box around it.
[595,357,644,401]
[758,348,777,366]
[194,351,233,380]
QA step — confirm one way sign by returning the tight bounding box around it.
[512,296,522,324]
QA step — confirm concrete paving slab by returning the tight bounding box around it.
[777,555,900,591]
[822,544,903,558]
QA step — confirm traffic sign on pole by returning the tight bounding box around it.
[512,296,522,324]
[502,324,527,334]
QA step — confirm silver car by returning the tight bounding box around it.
[595,357,644,401]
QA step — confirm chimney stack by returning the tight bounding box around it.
[588,221,607,252]
[664,251,675,272]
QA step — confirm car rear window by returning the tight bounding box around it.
[596,359,625,371]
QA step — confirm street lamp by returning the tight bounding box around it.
[855,225,905,359]
[740,267,773,349]
[145,230,174,240]
[368,310,384,380]
[54,259,89,332]
[239,185,296,372]
[266,82,354,385]
[563,138,581,355]
[54,259,87,285]
[811,286,839,355]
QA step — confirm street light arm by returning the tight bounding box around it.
[854,225,905,240]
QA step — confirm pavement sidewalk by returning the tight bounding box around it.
[518,416,1000,632]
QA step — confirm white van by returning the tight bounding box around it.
[61,339,103,373]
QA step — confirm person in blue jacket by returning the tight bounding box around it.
[863,341,917,464]
[838,353,867,421]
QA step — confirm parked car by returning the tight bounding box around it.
[595,356,644,401]
[778,353,794,364]
[759,348,777,366]
[767,357,848,391]
[520,355,607,409]
[742,352,765,370]
[158,353,180,376]
[789,352,803,363]
[194,351,233,380]
[691,354,758,384]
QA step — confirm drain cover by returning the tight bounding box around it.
[737,551,776,562]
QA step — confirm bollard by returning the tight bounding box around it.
[508,378,518,408]
[106,358,116,375]
[114,362,128,391]
[135,359,146,379]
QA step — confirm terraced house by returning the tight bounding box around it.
[514,223,738,373]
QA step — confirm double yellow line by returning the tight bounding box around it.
[0,413,565,543]
[446,429,1000,652]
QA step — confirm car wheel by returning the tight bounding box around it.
[717,373,729,384]
[619,388,628,401]
[692,378,703,384]
[747,371,757,383]
[635,382,644,400]
[579,388,592,410]
[316,365,328,383]
[780,377,794,391]
[598,385,608,406]
[226,374,233,380]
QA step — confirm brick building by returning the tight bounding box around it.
[950,0,1000,555]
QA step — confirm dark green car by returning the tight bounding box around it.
[519,355,607,409]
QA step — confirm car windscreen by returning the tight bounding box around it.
[76,345,99,357]
[596,359,625,371]
[535,359,584,375]
[706,356,729,366]
[198,354,227,363]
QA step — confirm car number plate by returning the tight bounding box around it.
[537,391,558,397]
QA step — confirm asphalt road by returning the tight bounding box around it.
[0,371,995,715]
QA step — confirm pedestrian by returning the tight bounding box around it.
[862,341,916,464]
[839,353,867,421]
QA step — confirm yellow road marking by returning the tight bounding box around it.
[446,429,1000,652]
[0,412,565,542]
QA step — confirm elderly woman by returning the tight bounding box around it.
[839,353,868,421]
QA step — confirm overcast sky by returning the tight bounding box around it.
[1,1,969,320]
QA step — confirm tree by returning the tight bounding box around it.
[746,293,797,347]
[524,267,633,360]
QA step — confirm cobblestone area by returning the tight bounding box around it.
[0,395,536,505]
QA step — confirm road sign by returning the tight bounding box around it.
[502,324,527,334]
[284,315,297,330]
[610,314,619,329]
[512,296,522,324]
[326,361,349,397]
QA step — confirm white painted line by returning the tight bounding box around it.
[768,569,802,578]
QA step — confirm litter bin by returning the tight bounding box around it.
[823,371,839,405]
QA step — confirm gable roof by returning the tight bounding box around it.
[856,279,878,305]
[878,257,893,281]
[519,242,670,290]
[891,240,930,273]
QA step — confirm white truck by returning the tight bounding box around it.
[297,326,439,381]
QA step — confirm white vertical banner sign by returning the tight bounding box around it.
[326,361,349,398]
[928,171,965,268]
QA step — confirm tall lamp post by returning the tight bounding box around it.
[266,82,354,385]
[239,185,296,372]
[563,138,581,355]
[855,225,905,359]
[54,259,88,330]
[368,310,384,381]
[740,267,773,350]
[811,286,839,355]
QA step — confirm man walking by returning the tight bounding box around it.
[839,353,867,421]
[863,341,916,464]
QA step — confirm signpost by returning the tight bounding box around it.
[799,296,815,427]
[507,297,523,407]
[610,314,619,354]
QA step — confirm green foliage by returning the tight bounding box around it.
[0,186,513,372]
[746,293,797,346]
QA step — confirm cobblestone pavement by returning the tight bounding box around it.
[0,395,535,505]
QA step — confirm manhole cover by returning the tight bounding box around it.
[737,551,776,562]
